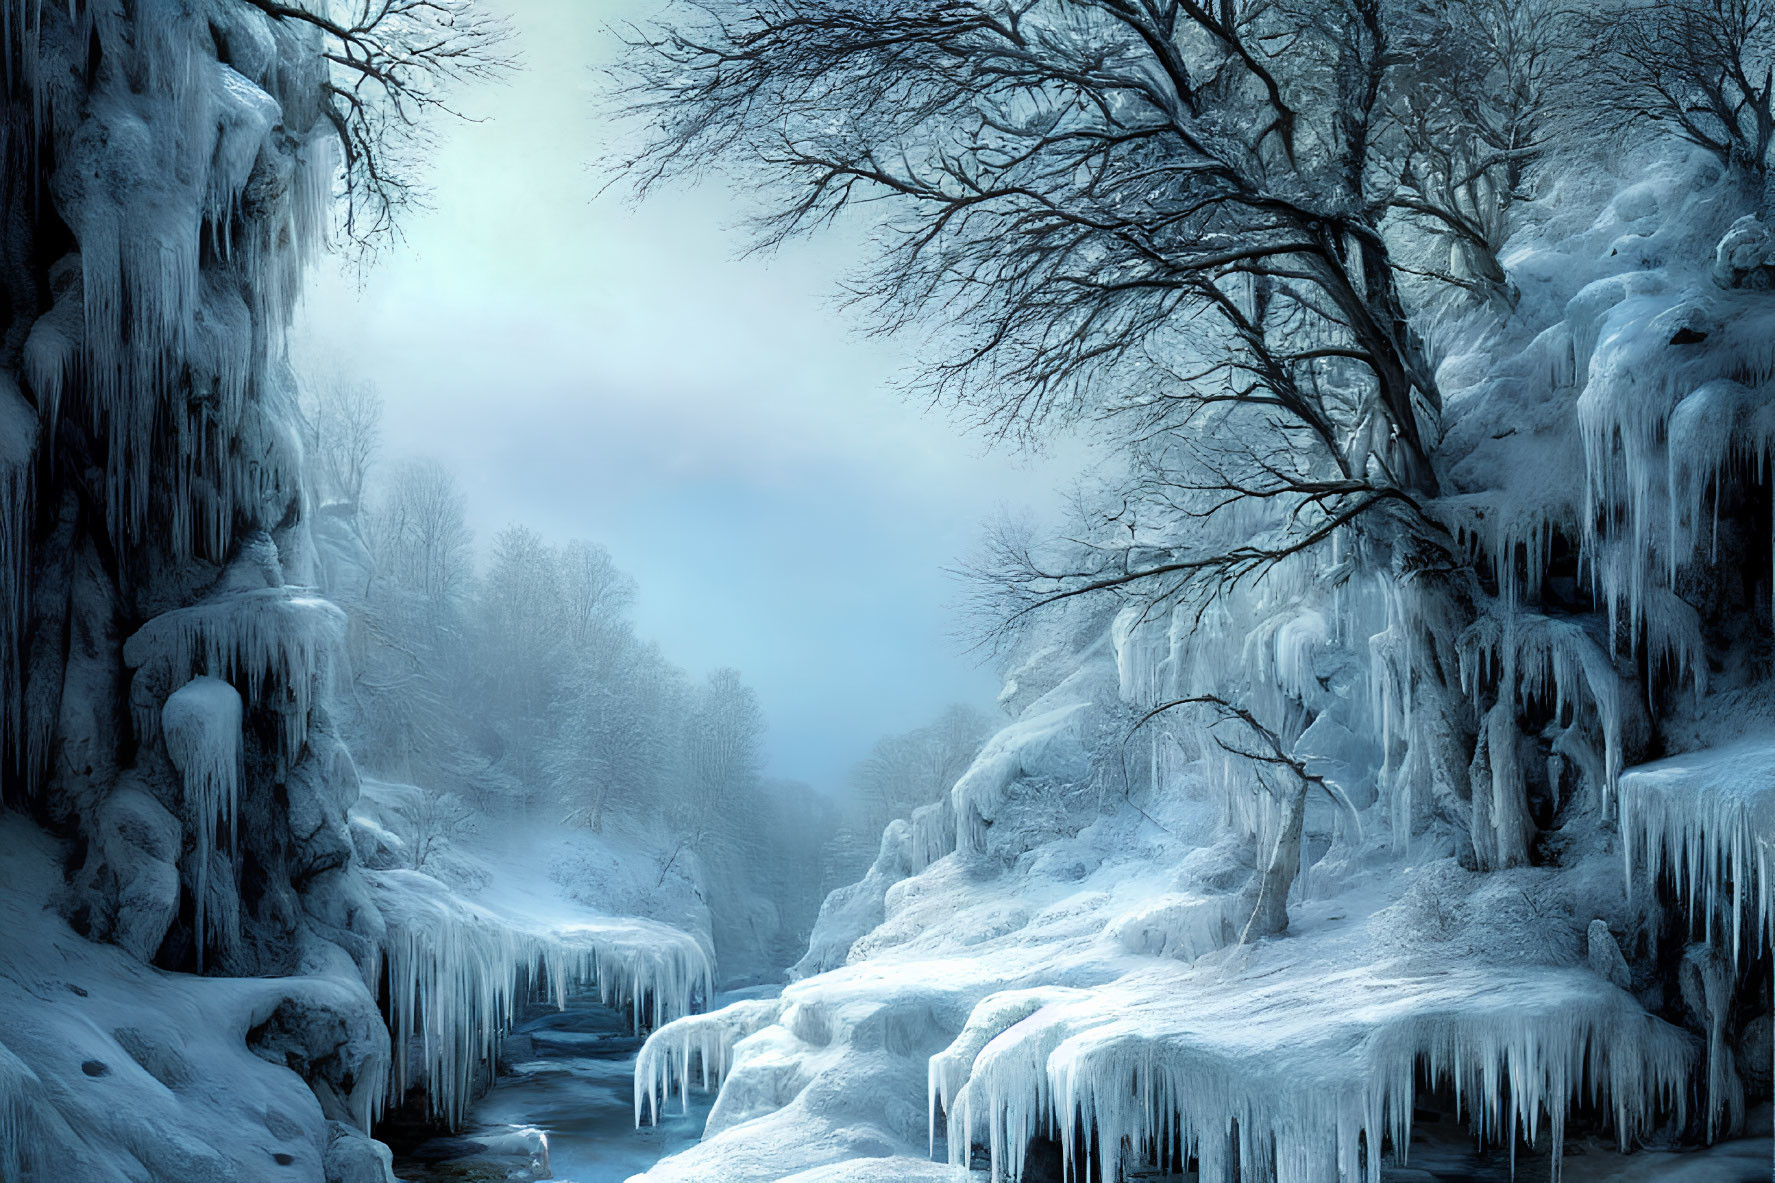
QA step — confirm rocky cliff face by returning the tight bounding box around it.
[0,5,394,1178]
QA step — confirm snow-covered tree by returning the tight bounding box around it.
[367,456,474,632]
[549,633,689,832]
[559,538,638,653]
[303,371,384,518]
[847,704,992,839]
[686,667,767,821]
[1590,0,1775,184]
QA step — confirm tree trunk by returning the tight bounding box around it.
[1242,779,1309,940]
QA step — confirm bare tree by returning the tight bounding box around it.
[1389,0,1578,303]
[616,0,1459,576]
[550,633,686,833]
[614,0,1559,922]
[242,0,516,245]
[366,457,473,629]
[304,371,383,518]
[559,539,638,654]
[392,787,477,870]
[687,667,766,819]
[1590,0,1775,183]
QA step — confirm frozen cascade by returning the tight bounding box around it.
[954,962,1691,1183]
[0,372,34,758]
[926,986,1089,1159]
[3,0,330,557]
[1576,278,1775,647]
[371,868,714,1128]
[124,587,348,765]
[1614,737,1775,1143]
[161,676,243,969]
[1457,610,1630,799]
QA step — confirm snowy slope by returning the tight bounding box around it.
[624,156,1775,1183]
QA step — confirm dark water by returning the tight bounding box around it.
[1382,1118,1770,1183]
[391,998,717,1183]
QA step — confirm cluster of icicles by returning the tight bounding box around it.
[927,970,1690,1183]
[632,997,785,1127]
[0,0,332,776]
[372,869,715,1127]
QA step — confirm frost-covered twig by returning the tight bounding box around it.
[241,0,515,246]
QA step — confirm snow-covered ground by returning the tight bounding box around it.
[615,156,1775,1183]
[0,815,390,1181]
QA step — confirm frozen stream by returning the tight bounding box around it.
[389,993,721,1183]
[383,985,1768,1183]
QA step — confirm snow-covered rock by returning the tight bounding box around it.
[627,153,1775,1183]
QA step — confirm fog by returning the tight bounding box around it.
[21,2,1764,1181]
[294,0,1083,791]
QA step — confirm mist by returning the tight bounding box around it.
[293,0,1084,791]
[6,2,1774,1182]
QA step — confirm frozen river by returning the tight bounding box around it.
[385,989,1770,1183]
[389,995,719,1183]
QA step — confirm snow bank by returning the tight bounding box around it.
[0,816,389,1181]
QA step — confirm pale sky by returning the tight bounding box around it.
[294,0,1082,790]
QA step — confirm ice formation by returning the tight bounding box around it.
[372,861,714,1126]
[635,996,786,1125]
[0,4,712,1180]
[126,586,347,767]
[625,156,1775,1183]
[1617,737,1775,963]
[950,964,1690,1183]
[161,675,243,967]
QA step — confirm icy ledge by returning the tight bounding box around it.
[1617,735,1775,962]
[940,960,1692,1183]
[634,996,787,1125]
[368,866,713,1127]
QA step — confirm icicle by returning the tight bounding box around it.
[633,997,783,1128]
[371,868,714,1128]
[0,375,35,770]
[1618,738,1775,967]
[947,964,1692,1183]
[124,588,347,766]
[161,676,242,971]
